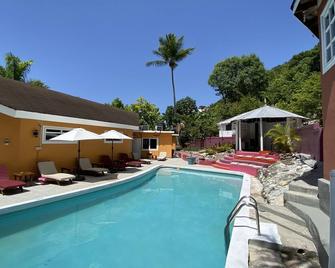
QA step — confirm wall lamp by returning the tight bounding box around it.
[32,129,39,138]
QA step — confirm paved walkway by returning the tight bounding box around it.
[0,158,190,209]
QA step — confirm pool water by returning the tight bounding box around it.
[0,167,242,268]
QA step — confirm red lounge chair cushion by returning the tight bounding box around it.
[0,179,25,190]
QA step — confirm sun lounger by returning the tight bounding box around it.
[132,153,151,164]
[0,165,25,194]
[37,161,75,185]
[119,153,142,167]
[157,152,167,161]
[79,158,109,176]
[100,155,126,171]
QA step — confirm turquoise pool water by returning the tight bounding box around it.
[0,167,242,268]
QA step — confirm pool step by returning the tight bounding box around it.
[289,180,318,195]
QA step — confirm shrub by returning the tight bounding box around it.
[215,143,233,153]
[265,123,301,153]
[205,148,216,155]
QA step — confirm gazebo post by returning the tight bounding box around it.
[235,122,238,151]
[259,118,264,151]
[238,120,242,151]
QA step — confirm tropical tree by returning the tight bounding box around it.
[146,34,194,115]
[129,97,161,129]
[265,123,301,153]
[0,52,48,88]
[110,97,126,109]
[208,54,268,102]
[175,96,198,115]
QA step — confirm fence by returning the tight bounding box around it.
[188,136,235,149]
[296,123,323,161]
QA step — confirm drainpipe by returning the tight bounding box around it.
[329,170,335,268]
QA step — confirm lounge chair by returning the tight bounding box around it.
[100,155,126,171]
[0,165,25,194]
[132,153,151,164]
[79,158,109,176]
[37,161,75,185]
[119,153,142,167]
[157,152,167,161]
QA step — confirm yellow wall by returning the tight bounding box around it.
[0,115,133,178]
[134,132,175,158]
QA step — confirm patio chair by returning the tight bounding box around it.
[79,158,110,176]
[119,153,142,167]
[157,152,167,161]
[0,165,25,195]
[100,155,126,171]
[132,153,151,164]
[37,161,75,185]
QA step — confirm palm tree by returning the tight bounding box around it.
[0,52,48,88]
[146,34,194,117]
[265,123,301,153]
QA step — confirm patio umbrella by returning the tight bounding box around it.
[99,130,132,161]
[51,128,103,178]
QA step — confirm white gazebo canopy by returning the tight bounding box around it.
[217,105,307,151]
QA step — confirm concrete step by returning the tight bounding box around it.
[289,180,319,195]
[284,191,319,208]
[286,201,329,268]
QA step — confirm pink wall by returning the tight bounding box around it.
[296,124,323,161]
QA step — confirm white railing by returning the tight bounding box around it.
[219,130,235,138]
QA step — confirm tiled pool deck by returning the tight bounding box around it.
[0,158,194,209]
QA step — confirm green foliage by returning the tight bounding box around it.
[146,34,194,70]
[265,123,301,153]
[0,52,48,88]
[175,96,198,115]
[128,97,161,129]
[205,148,216,155]
[110,98,126,109]
[263,45,321,121]
[162,105,175,129]
[208,54,268,101]
[215,143,233,153]
[27,79,49,89]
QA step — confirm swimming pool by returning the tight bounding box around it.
[0,167,243,268]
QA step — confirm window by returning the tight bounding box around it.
[42,126,75,144]
[142,138,158,150]
[322,0,335,73]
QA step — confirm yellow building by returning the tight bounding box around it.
[0,77,176,178]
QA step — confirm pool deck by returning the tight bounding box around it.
[0,158,193,209]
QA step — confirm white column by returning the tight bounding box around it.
[260,118,264,151]
[238,120,242,151]
[330,170,335,268]
[234,122,238,150]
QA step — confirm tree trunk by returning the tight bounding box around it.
[170,67,177,115]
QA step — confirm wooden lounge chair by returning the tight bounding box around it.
[37,161,75,185]
[119,153,142,167]
[0,165,25,194]
[100,155,126,171]
[79,158,109,176]
[157,152,167,161]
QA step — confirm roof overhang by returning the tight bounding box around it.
[0,104,139,130]
[291,0,319,37]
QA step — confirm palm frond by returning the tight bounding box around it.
[146,60,167,67]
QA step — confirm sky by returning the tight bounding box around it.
[0,0,318,112]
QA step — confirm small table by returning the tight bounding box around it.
[14,172,35,184]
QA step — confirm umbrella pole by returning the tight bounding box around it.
[77,140,81,178]
[111,140,114,162]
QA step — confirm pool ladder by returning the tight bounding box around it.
[225,195,261,237]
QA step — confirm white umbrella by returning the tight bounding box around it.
[51,128,103,178]
[99,130,132,161]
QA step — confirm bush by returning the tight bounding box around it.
[205,148,216,155]
[215,144,233,153]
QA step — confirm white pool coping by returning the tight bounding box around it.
[0,163,279,267]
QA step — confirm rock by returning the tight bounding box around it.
[256,154,314,205]
[303,159,317,169]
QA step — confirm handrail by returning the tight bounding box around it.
[226,195,261,237]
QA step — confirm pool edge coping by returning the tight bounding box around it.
[0,163,250,268]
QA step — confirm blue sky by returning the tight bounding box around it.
[0,0,317,112]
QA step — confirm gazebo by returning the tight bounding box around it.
[218,105,307,151]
